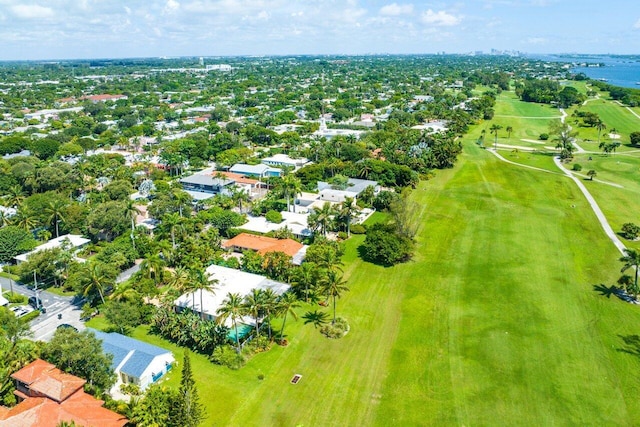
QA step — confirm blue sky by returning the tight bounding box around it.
[1,0,639,60]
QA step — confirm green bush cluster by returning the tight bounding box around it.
[211,345,246,370]
[265,210,283,223]
[350,224,366,234]
[3,292,27,304]
[572,163,583,171]
[320,317,349,339]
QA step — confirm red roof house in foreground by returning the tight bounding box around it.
[0,359,127,427]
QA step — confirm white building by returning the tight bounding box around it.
[174,265,290,325]
[14,234,90,264]
[90,329,175,392]
[260,154,310,170]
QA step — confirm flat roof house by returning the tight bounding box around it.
[229,163,282,178]
[179,173,236,200]
[0,359,127,427]
[89,329,175,392]
[14,234,90,264]
[316,178,379,203]
[174,265,290,324]
[260,154,310,170]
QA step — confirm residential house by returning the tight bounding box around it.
[174,265,290,324]
[14,234,90,264]
[223,233,307,265]
[260,154,310,170]
[239,212,313,240]
[0,359,127,427]
[89,330,175,392]
[179,173,236,201]
[316,178,379,203]
[229,163,282,178]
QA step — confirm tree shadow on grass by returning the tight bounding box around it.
[617,335,640,360]
[593,283,618,298]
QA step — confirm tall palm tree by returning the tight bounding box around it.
[230,186,251,214]
[162,212,183,249]
[282,174,303,213]
[620,249,640,297]
[506,125,514,142]
[291,262,318,302]
[276,292,300,340]
[489,124,502,150]
[187,269,217,320]
[260,288,278,341]
[321,270,349,324]
[124,200,141,250]
[339,197,359,237]
[243,288,264,340]
[45,199,67,237]
[216,293,244,352]
[140,254,166,284]
[14,207,39,232]
[596,119,606,144]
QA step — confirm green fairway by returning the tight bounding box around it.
[86,91,640,426]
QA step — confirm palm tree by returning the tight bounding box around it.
[596,119,606,144]
[216,293,244,352]
[140,254,166,284]
[291,262,318,302]
[187,269,217,320]
[506,125,514,142]
[243,288,264,340]
[260,288,278,341]
[161,212,183,249]
[309,202,334,237]
[321,270,349,324]
[620,249,640,297]
[230,186,251,214]
[276,292,300,341]
[282,174,303,213]
[45,199,67,237]
[339,197,359,238]
[109,282,140,302]
[0,211,10,228]
[489,124,502,150]
[82,262,114,305]
[14,207,39,232]
[124,200,141,250]
[5,185,25,208]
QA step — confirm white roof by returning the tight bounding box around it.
[261,154,309,166]
[239,212,312,237]
[0,295,8,306]
[14,234,90,263]
[174,265,290,321]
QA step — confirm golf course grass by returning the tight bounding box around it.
[88,88,640,425]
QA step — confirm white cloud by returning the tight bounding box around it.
[635,18,640,29]
[165,0,180,13]
[380,3,413,16]
[421,9,460,26]
[11,4,54,19]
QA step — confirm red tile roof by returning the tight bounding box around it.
[1,359,127,427]
[216,171,259,186]
[223,233,303,257]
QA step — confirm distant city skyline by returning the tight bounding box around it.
[1,0,639,60]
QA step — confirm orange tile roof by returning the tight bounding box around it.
[1,359,127,427]
[216,171,259,186]
[223,233,303,257]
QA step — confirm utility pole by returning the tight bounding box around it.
[33,271,40,309]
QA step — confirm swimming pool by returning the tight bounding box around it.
[227,323,253,341]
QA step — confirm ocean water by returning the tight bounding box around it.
[530,54,640,89]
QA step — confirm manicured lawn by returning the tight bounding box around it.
[89,97,640,424]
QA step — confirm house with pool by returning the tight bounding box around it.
[174,265,290,338]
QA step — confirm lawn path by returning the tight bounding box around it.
[552,156,627,255]
[615,101,640,121]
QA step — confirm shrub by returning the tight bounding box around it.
[350,224,366,234]
[337,231,348,240]
[120,383,142,396]
[3,292,27,304]
[572,163,582,171]
[360,223,414,266]
[320,317,349,339]
[622,222,640,240]
[211,345,246,370]
[539,133,549,141]
[265,210,283,223]
[20,310,41,323]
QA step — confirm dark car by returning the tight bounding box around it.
[28,296,41,309]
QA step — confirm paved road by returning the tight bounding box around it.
[0,277,86,341]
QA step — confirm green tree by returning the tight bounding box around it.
[281,174,302,213]
[587,169,597,181]
[41,328,115,393]
[216,292,244,352]
[0,225,37,263]
[103,300,143,335]
[174,351,205,427]
[243,288,264,340]
[276,292,300,341]
[187,269,217,320]
[45,199,68,238]
[551,121,577,160]
[505,125,514,142]
[308,202,335,237]
[302,310,330,328]
[79,262,117,305]
[0,306,32,348]
[320,270,349,324]
[620,248,640,297]
[489,124,502,150]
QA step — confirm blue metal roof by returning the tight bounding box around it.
[89,329,172,379]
